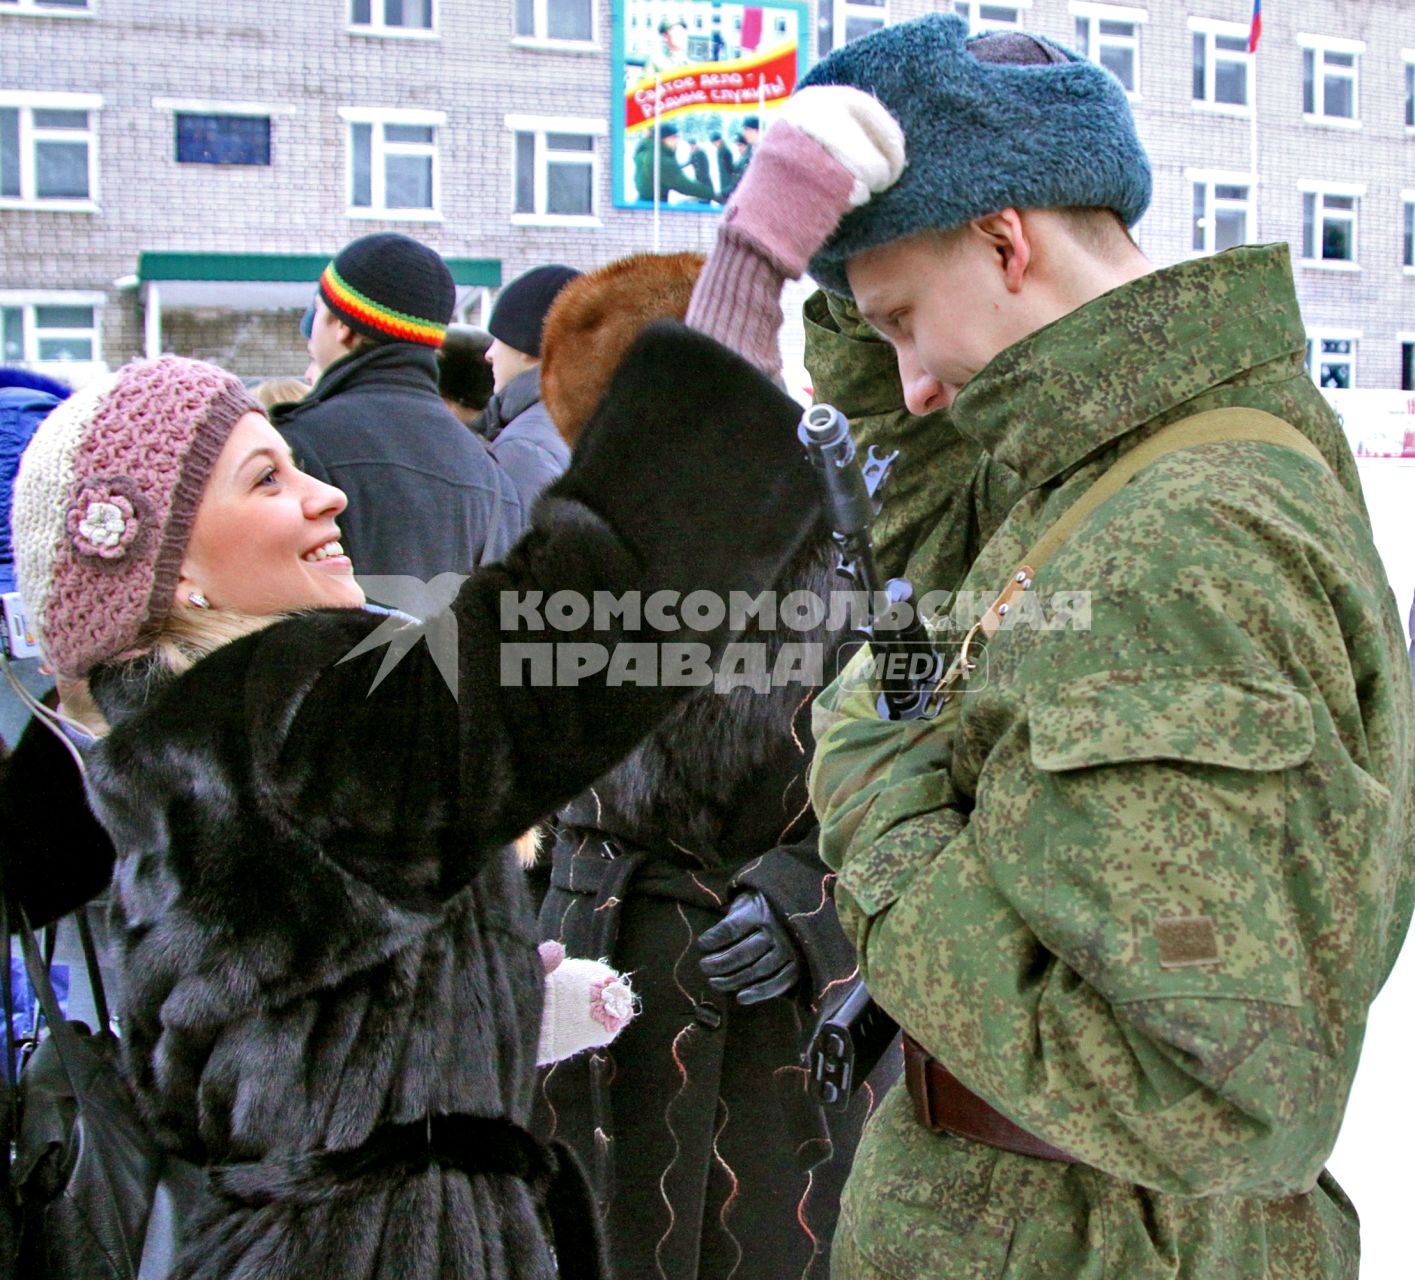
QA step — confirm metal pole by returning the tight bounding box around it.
[144,282,162,359]
[1249,48,1259,240]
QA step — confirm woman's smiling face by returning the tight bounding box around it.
[177,411,365,615]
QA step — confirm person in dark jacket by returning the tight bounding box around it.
[478,266,580,512]
[533,252,897,1280]
[634,120,717,204]
[275,233,523,594]
[8,339,821,1280]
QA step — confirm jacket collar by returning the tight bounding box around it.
[479,366,542,443]
[951,244,1307,491]
[304,341,441,408]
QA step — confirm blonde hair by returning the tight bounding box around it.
[251,377,312,410]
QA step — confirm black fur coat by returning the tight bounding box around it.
[536,537,896,1280]
[37,326,821,1280]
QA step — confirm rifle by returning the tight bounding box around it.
[797,403,938,1105]
[795,404,943,722]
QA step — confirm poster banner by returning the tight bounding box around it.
[612,1,809,212]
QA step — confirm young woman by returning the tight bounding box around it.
[9,332,819,1280]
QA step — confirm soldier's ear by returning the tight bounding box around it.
[969,209,1031,294]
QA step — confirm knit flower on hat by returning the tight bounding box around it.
[590,974,635,1034]
[66,477,150,563]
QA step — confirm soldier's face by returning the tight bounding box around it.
[846,222,1038,416]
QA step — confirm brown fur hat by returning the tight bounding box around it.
[540,252,704,446]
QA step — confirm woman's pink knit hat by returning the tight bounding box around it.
[13,355,259,678]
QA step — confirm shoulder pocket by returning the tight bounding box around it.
[1029,670,1314,774]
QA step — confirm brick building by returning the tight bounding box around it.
[2,0,1412,392]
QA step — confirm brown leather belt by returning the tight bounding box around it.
[902,1035,1078,1164]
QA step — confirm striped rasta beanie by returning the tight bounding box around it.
[318,232,456,347]
[12,356,258,678]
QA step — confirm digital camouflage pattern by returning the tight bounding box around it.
[808,244,1415,1278]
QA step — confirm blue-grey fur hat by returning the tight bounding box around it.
[801,13,1152,297]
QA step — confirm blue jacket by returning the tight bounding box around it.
[1,371,71,594]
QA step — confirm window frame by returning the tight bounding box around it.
[1305,328,1360,390]
[347,0,438,39]
[952,1,1032,35]
[819,0,889,54]
[338,106,445,220]
[505,112,604,227]
[1070,3,1146,99]
[1298,180,1363,271]
[1399,333,1415,393]
[0,0,93,16]
[0,90,101,210]
[1297,33,1364,129]
[1403,191,1415,273]
[511,0,597,51]
[0,290,105,369]
[152,98,293,171]
[1189,17,1253,117]
[1186,169,1253,257]
[1403,51,1414,133]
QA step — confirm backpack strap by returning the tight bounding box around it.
[931,408,1330,710]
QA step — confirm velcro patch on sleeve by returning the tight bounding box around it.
[1155,915,1220,968]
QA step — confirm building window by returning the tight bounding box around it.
[1071,4,1145,96]
[0,0,91,13]
[513,0,593,43]
[952,2,1030,34]
[506,115,603,223]
[1405,57,1414,130]
[1402,341,1414,393]
[1305,332,1357,389]
[340,109,443,217]
[1300,36,1362,125]
[1300,185,1361,265]
[1191,20,1251,112]
[175,114,271,165]
[1404,197,1414,270]
[1190,174,1251,255]
[818,0,887,56]
[0,298,100,365]
[0,93,99,207]
[349,0,435,34]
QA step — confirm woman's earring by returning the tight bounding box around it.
[189,592,210,610]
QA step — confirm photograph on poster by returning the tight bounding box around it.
[612,1,808,212]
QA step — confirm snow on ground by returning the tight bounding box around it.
[1327,458,1413,1280]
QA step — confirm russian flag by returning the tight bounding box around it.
[1248,0,1262,53]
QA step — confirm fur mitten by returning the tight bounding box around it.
[536,940,637,1066]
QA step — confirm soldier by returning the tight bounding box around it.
[753,14,1413,1280]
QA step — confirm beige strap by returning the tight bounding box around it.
[929,408,1329,710]
[1021,408,1326,576]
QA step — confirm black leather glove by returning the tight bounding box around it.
[696,890,801,1005]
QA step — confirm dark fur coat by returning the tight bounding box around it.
[536,537,896,1280]
[29,326,821,1280]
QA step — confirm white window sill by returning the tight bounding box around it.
[510,213,601,228]
[347,26,439,40]
[1404,265,1415,275]
[0,6,95,17]
[1193,100,1253,118]
[346,207,444,222]
[1303,113,1362,131]
[1300,258,1361,272]
[0,197,98,212]
[510,36,599,54]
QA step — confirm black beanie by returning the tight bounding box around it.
[319,232,456,347]
[487,264,582,358]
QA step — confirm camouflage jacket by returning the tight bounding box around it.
[809,245,1415,1278]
